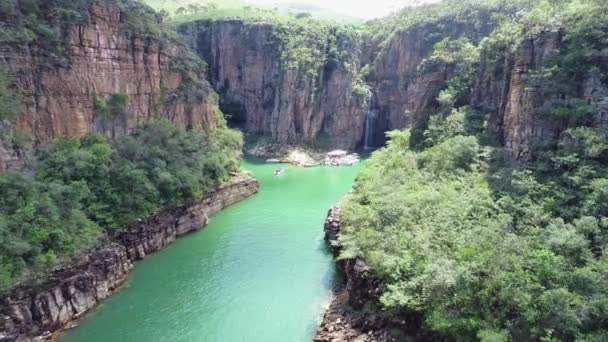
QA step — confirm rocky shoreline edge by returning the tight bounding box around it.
[246,144,362,167]
[0,173,259,342]
[314,203,394,342]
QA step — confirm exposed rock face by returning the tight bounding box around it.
[117,173,260,260]
[179,20,367,150]
[324,203,343,254]
[0,0,217,151]
[0,123,27,171]
[472,31,564,157]
[0,173,259,342]
[0,243,130,342]
[372,20,496,140]
[585,72,608,135]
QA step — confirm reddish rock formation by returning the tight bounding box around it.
[179,20,367,150]
[0,173,259,341]
[0,0,217,148]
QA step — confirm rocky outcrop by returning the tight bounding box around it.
[0,0,218,151]
[316,203,393,342]
[0,173,259,342]
[0,243,130,342]
[117,173,260,260]
[323,203,343,254]
[179,20,367,150]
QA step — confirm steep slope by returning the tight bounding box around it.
[179,19,368,150]
[0,0,219,169]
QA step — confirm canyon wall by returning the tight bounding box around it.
[0,0,219,170]
[370,15,500,140]
[1,2,602,161]
[472,31,564,157]
[179,20,368,150]
[177,16,501,151]
[0,173,259,342]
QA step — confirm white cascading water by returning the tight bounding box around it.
[363,89,377,150]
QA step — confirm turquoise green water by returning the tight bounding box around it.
[61,159,362,342]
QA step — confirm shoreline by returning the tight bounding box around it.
[314,203,394,342]
[245,143,364,168]
[0,172,260,342]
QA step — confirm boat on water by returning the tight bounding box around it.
[274,168,285,176]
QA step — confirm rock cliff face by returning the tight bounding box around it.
[117,173,260,260]
[179,20,367,150]
[0,1,596,164]
[472,31,564,157]
[371,18,497,137]
[0,0,218,162]
[0,243,130,342]
[0,173,259,342]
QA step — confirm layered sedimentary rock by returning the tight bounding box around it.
[0,243,130,342]
[0,173,259,341]
[472,30,563,157]
[179,20,367,150]
[117,173,260,260]
[0,0,217,150]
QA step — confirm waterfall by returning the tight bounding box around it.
[363,89,377,150]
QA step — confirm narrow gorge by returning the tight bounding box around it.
[1,0,607,341]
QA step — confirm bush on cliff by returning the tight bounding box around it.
[0,121,243,289]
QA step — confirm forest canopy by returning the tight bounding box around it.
[0,121,242,289]
[338,0,608,340]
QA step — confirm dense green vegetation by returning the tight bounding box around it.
[0,120,242,289]
[341,128,608,340]
[339,0,608,340]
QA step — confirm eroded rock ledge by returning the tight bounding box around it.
[0,172,259,342]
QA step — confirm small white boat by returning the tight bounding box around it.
[274,168,285,176]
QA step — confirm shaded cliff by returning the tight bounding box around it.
[0,173,259,341]
[372,19,492,133]
[178,19,368,150]
[473,28,608,157]
[0,0,219,170]
[472,31,565,157]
